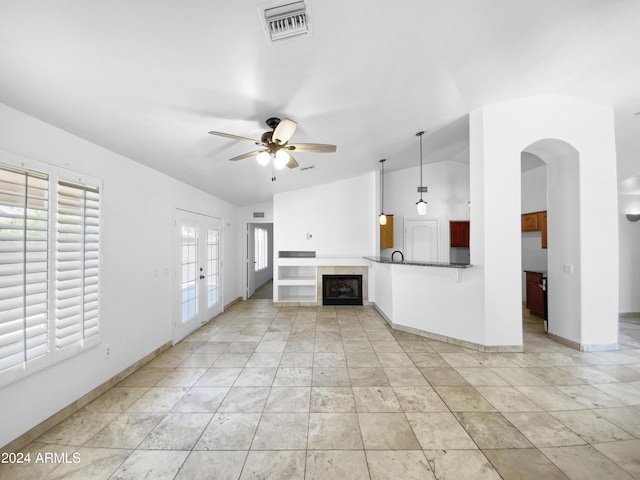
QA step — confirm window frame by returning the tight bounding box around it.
[254,227,268,272]
[0,154,102,386]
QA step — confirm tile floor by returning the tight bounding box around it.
[2,302,640,480]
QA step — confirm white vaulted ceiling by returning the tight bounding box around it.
[1,0,639,205]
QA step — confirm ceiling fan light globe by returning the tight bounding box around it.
[379,214,387,225]
[274,150,290,170]
[256,151,271,166]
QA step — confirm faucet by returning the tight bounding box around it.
[391,250,404,263]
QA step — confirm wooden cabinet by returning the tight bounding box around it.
[380,214,394,248]
[521,212,539,232]
[521,211,547,249]
[525,271,545,317]
[450,221,470,247]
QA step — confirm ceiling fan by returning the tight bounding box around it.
[208,117,337,170]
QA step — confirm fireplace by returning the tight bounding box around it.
[322,274,363,305]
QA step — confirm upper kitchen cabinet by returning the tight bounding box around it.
[521,212,540,232]
[450,220,470,247]
[380,214,394,248]
[521,211,547,249]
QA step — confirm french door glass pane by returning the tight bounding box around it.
[207,229,218,307]
[181,226,198,322]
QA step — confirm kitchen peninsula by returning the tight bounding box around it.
[364,256,492,350]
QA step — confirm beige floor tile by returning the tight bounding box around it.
[305,450,369,480]
[475,386,542,412]
[37,411,120,446]
[594,406,640,437]
[264,386,311,412]
[376,352,415,367]
[348,367,390,386]
[383,367,430,386]
[549,410,634,443]
[310,386,356,412]
[516,386,585,411]
[592,382,640,405]
[393,386,449,412]
[406,352,449,367]
[503,412,586,448]
[483,449,570,480]
[194,367,243,387]
[540,445,635,480]
[175,451,247,480]
[419,367,469,386]
[353,387,402,412]
[109,449,189,480]
[523,366,587,386]
[433,386,496,412]
[274,367,313,386]
[345,351,382,367]
[85,412,164,448]
[251,413,309,450]
[195,412,261,450]
[454,412,533,449]
[441,353,484,367]
[491,367,548,386]
[212,353,252,368]
[154,368,208,387]
[423,449,502,480]
[593,439,640,479]
[171,386,229,412]
[314,352,347,367]
[232,367,277,387]
[43,447,131,480]
[279,352,314,367]
[245,352,283,367]
[312,367,351,386]
[358,413,420,449]
[240,450,306,480]
[455,367,510,386]
[308,413,363,449]
[556,385,627,408]
[84,386,149,412]
[406,412,476,449]
[365,450,435,480]
[138,412,212,450]
[217,386,270,413]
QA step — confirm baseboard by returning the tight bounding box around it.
[371,303,523,353]
[224,296,242,309]
[545,332,619,352]
[1,341,172,454]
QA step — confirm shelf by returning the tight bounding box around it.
[279,277,316,285]
[277,295,317,303]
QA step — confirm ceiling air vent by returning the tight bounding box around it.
[259,1,311,44]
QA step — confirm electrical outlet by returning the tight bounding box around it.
[563,264,574,273]
[105,346,111,358]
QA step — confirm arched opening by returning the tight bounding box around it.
[521,139,581,347]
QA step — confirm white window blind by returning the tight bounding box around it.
[0,159,101,386]
[0,165,50,380]
[55,180,100,356]
[254,227,267,272]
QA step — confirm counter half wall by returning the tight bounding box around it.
[365,257,523,352]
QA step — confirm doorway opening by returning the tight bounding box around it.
[247,222,273,299]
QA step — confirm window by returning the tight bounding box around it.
[254,227,268,272]
[0,161,101,385]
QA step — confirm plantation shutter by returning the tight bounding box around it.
[55,180,100,355]
[0,165,49,381]
[255,227,267,271]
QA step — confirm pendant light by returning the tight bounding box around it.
[415,131,427,215]
[379,159,387,225]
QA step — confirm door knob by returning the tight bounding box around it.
[200,275,205,280]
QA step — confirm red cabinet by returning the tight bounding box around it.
[450,221,470,248]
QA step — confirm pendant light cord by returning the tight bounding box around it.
[417,131,424,200]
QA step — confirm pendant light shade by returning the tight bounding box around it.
[415,131,427,215]
[256,151,271,166]
[379,158,387,225]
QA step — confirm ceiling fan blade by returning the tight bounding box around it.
[288,143,337,153]
[286,154,299,169]
[272,118,298,144]
[229,150,265,161]
[209,131,262,145]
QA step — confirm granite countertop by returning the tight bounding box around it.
[363,256,473,269]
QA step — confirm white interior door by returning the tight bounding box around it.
[174,210,223,343]
[404,219,438,261]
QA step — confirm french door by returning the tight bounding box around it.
[173,210,222,343]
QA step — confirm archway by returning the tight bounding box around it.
[522,139,581,346]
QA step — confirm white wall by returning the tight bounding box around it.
[382,161,470,261]
[0,103,241,447]
[470,94,618,349]
[273,172,377,257]
[521,165,547,300]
